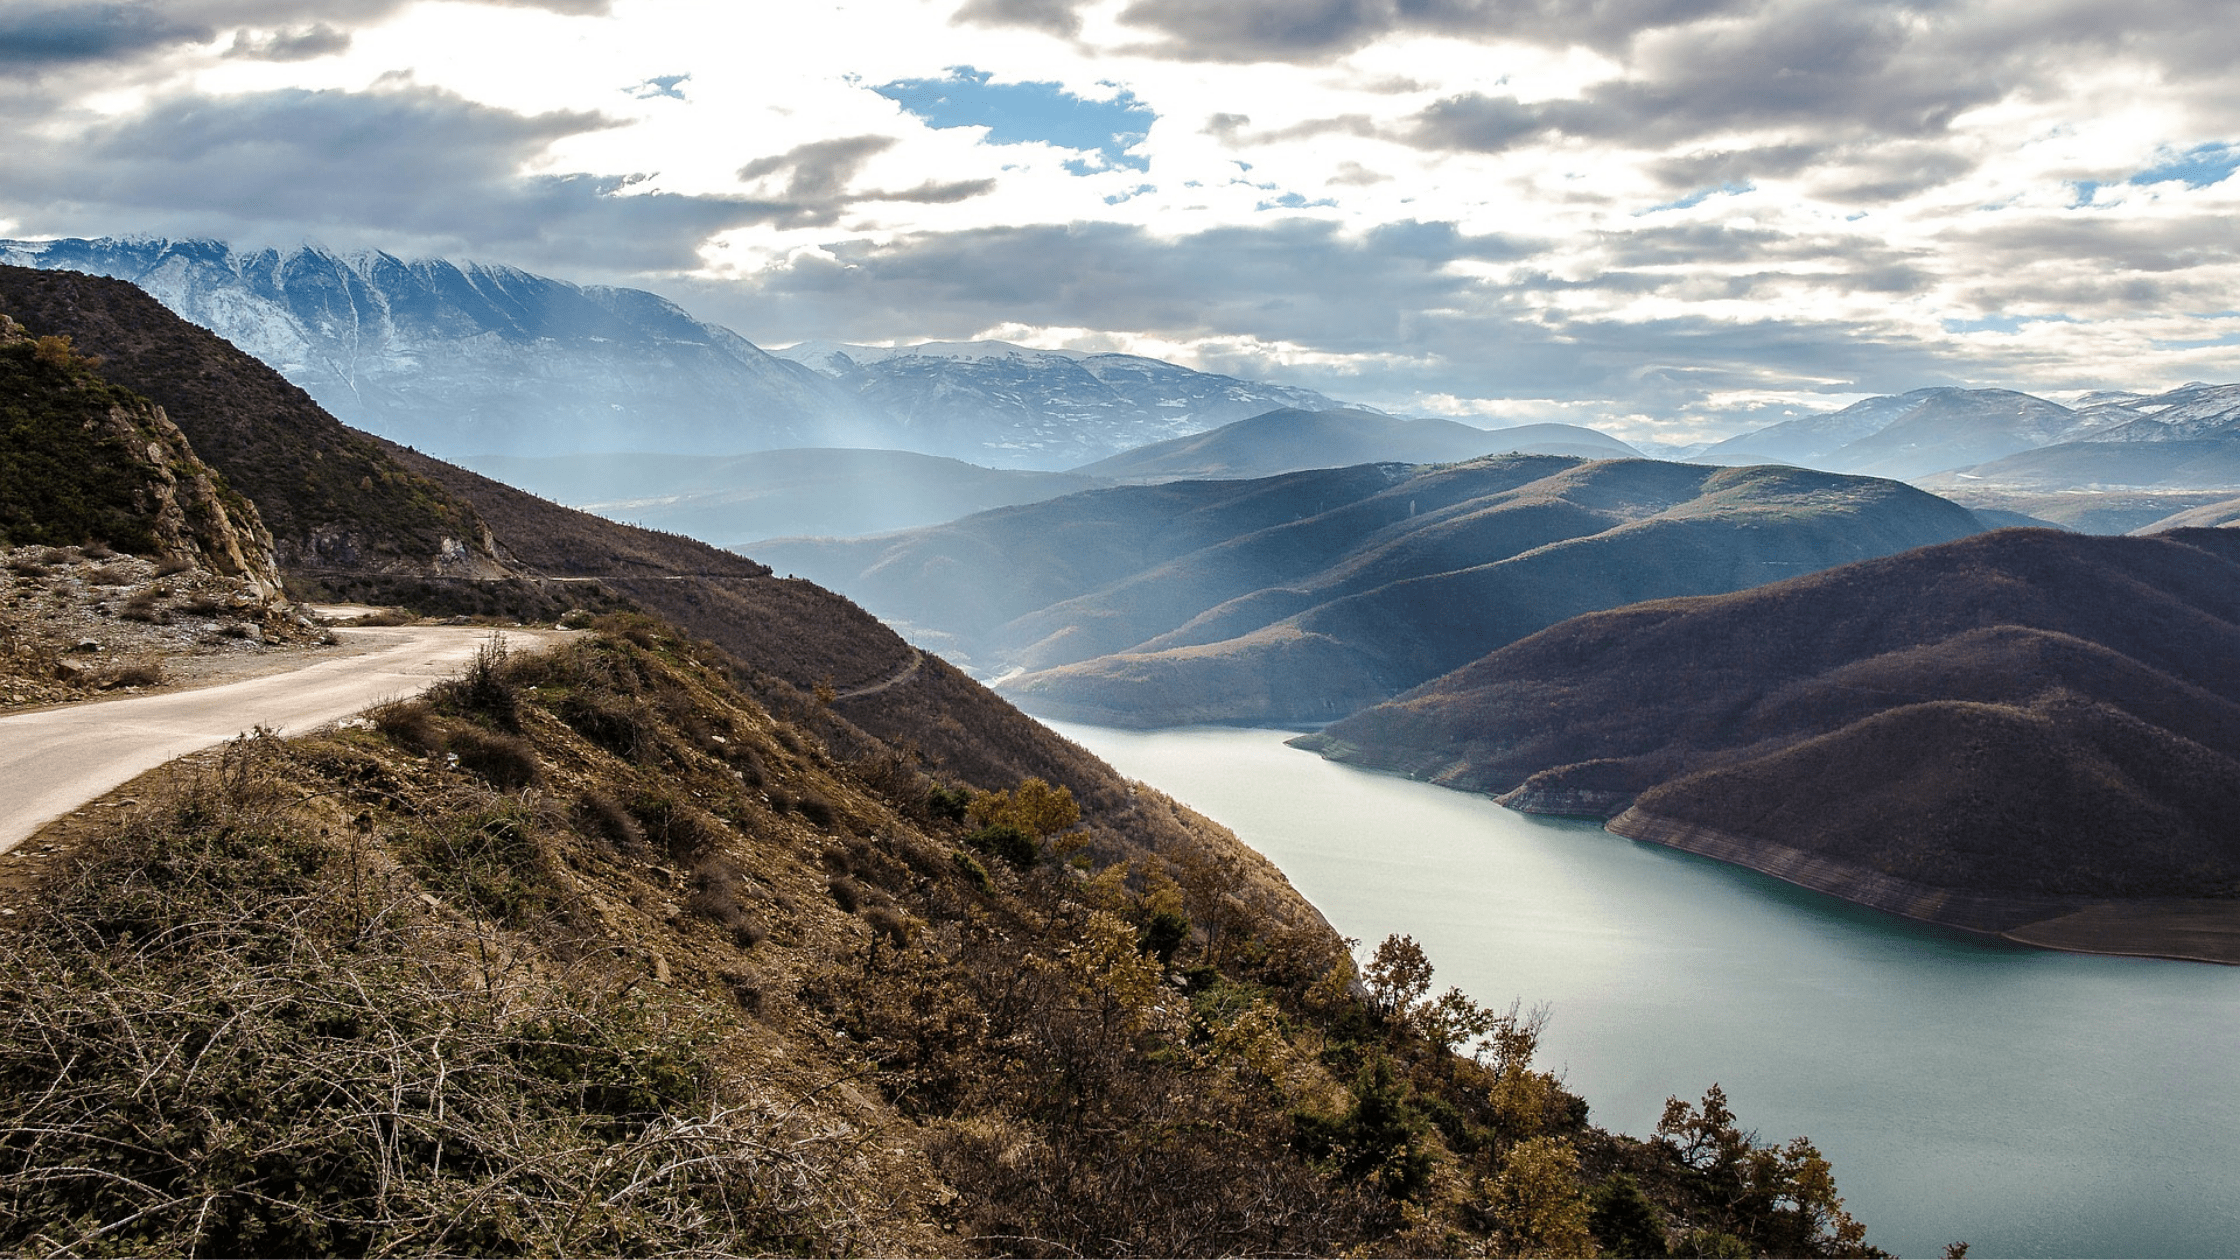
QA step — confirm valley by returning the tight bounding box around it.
[762,456,1982,725]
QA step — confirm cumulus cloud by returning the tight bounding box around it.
[0,83,783,269]
[950,0,1087,37]
[222,21,348,60]
[0,2,212,69]
[1108,0,1757,63]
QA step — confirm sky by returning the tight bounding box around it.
[1,0,2237,443]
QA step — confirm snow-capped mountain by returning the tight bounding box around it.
[0,237,897,459]
[2061,382,2240,442]
[773,340,1364,468]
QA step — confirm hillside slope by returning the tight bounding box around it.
[0,621,1877,1257]
[1295,529,2240,941]
[0,264,506,579]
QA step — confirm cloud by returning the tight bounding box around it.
[0,2,211,69]
[949,0,1086,37]
[0,83,781,269]
[1110,0,1758,63]
[222,21,348,60]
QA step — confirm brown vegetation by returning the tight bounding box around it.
[0,619,1879,1256]
[1299,528,2240,917]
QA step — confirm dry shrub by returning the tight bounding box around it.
[631,795,725,863]
[687,856,768,948]
[827,875,862,914]
[428,635,521,731]
[0,742,886,1256]
[797,792,837,830]
[86,563,135,586]
[371,698,445,754]
[558,690,659,762]
[5,559,46,578]
[152,556,193,577]
[88,657,165,690]
[119,590,166,623]
[575,790,644,851]
[178,593,223,617]
[35,547,71,565]
[862,905,912,949]
[448,724,541,790]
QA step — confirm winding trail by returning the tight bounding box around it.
[0,625,570,855]
[834,648,923,700]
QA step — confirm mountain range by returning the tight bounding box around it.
[757,456,1985,725]
[773,339,1357,467]
[1,238,1395,470]
[1703,382,2240,532]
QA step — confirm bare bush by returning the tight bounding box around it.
[0,737,889,1256]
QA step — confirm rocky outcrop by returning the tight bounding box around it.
[0,315,280,594]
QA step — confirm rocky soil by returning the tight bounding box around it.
[1,545,329,711]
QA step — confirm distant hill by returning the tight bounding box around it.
[1294,529,2240,936]
[1069,408,1638,481]
[774,340,1355,468]
[760,457,1985,725]
[2136,494,2240,533]
[458,448,1107,545]
[0,238,895,460]
[1913,434,2240,534]
[1699,388,2089,480]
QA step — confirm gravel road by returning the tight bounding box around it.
[0,625,569,854]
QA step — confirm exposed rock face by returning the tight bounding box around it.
[0,314,280,594]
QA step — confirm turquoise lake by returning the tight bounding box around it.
[1044,721,2240,1260]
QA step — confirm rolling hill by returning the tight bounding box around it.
[1294,528,2240,940]
[1069,408,1638,481]
[760,456,1985,726]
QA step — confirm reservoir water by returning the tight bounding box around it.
[1046,722,2240,1259]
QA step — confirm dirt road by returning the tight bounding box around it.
[0,625,569,855]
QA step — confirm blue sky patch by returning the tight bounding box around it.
[873,67,1153,173]
[1257,191,1336,211]
[2130,142,2239,188]
[1642,181,1753,214]
[1942,314,2074,335]
[629,74,689,101]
